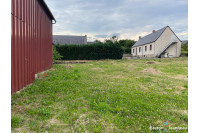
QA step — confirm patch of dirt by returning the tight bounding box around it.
[154,120,162,125]
[172,110,188,115]
[138,84,149,90]
[104,123,118,133]
[146,61,155,64]
[56,60,96,64]
[49,118,61,125]
[47,116,67,126]
[141,68,162,75]
[174,91,181,95]
[175,86,185,90]
[75,114,88,125]
[12,105,26,114]
[183,110,188,115]
[169,74,188,80]
[112,75,125,79]
[62,65,73,69]
[92,68,103,71]
[12,128,37,133]
[175,74,188,80]
[165,88,172,90]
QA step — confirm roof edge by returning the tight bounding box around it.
[39,0,56,22]
[167,26,182,42]
[132,26,168,47]
[132,25,182,47]
[153,25,182,43]
[132,41,155,47]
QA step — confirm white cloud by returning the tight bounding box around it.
[45,0,188,41]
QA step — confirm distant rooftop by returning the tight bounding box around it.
[53,35,87,45]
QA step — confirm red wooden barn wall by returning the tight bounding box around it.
[11,0,54,94]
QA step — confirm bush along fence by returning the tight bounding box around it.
[54,42,124,60]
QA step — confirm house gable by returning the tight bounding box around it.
[154,26,182,57]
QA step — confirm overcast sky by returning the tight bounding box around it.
[45,0,188,42]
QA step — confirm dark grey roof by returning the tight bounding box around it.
[132,26,168,47]
[53,35,86,45]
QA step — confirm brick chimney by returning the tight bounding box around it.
[152,30,155,33]
[139,36,141,40]
[85,35,87,44]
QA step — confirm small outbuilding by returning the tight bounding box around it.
[131,26,182,58]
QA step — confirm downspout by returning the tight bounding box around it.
[176,43,177,57]
[142,46,143,57]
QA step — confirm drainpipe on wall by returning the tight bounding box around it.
[142,46,143,57]
[176,43,177,57]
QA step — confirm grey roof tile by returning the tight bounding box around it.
[132,26,168,47]
[53,35,86,45]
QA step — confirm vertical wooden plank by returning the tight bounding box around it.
[15,0,19,92]
[19,0,24,89]
[34,0,36,76]
[11,0,15,94]
[27,0,30,85]
[36,0,38,73]
[11,14,15,95]
[22,0,25,87]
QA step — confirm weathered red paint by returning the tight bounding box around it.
[11,0,55,94]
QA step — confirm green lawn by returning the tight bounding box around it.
[11,57,188,133]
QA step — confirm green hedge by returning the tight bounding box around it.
[54,42,124,60]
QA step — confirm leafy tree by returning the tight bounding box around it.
[111,36,118,43]
[181,41,188,52]
[94,40,101,43]
[104,39,113,44]
[104,36,118,43]
[118,39,136,54]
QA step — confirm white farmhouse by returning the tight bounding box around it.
[131,26,182,58]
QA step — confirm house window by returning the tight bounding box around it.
[150,45,152,51]
[132,49,134,53]
[139,47,141,52]
[145,46,147,51]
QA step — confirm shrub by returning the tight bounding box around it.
[54,42,123,60]
[53,45,63,62]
